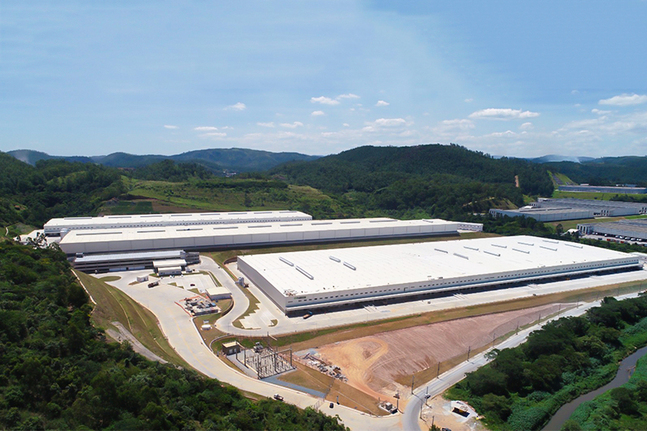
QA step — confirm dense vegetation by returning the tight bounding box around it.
[0,241,346,430]
[271,144,553,219]
[566,354,647,430]
[542,156,647,187]
[0,153,125,228]
[447,295,647,431]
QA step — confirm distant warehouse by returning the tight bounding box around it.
[44,210,312,236]
[238,235,640,314]
[579,219,647,241]
[559,185,647,194]
[490,198,647,222]
[59,218,460,256]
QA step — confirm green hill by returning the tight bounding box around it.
[8,148,319,173]
[540,156,647,187]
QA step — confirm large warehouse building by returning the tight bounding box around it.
[578,219,647,241]
[44,210,312,236]
[238,235,641,314]
[59,218,459,255]
[490,198,647,222]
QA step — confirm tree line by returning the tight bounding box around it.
[0,241,347,430]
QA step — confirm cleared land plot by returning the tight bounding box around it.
[316,303,564,399]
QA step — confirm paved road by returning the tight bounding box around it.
[101,270,401,431]
[402,292,643,431]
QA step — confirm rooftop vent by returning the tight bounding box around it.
[296,266,314,280]
[329,256,341,262]
[279,257,294,266]
[343,262,356,270]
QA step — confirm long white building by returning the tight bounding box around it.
[237,235,641,314]
[44,210,312,236]
[59,218,459,255]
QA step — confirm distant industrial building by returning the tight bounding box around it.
[578,219,647,241]
[71,250,200,273]
[559,185,647,194]
[59,218,460,256]
[44,210,312,236]
[489,198,647,222]
[489,207,593,222]
[238,235,640,314]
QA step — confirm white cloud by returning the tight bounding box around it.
[199,132,227,139]
[336,93,360,100]
[469,108,540,120]
[464,98,474,103]
[257,122,275,128]
[311,110,325,116]
[519,122,534,131]
[371,118,409,127]
[375,100,390,107]
[599,93,647,106]
[592,109,611,115]
[194,126,218,131]
[342,123,350,127]
[280,122,304,129]
[225,102,246,111]
[311,96,339,105]
[164,125,178,129]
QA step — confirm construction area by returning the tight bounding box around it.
[311,303,565,401]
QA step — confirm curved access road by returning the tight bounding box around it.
[101,271,400,431]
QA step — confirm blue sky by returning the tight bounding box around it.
[1,1,646,158]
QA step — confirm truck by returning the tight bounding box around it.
[148,281,159,288]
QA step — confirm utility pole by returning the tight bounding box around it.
[467,346,471,362]
[411,375,415,394]
[437,362,440,379]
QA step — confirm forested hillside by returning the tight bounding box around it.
[0,153,124,228]
[0,241,346,430]
[9,148,319,174]
[542,156,647,186]
[271,144,553,219]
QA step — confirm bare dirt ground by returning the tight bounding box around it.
[317,303,563,399]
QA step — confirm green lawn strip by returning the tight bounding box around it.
[232,292,261,329]
[99,275,121,282]
[75,271,192,368]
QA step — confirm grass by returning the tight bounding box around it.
[75,271,191,368]
[275,279,647,352]
[99,199,154,215]
[99,275,121,282]
[552,191,618,200]
[232,288,261,329]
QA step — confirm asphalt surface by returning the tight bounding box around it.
[101,268,402,431]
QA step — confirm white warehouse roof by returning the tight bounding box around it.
[44,210,312,234]
[58,218,459,255]
[238,235,639,312]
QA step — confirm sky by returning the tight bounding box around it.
[1,1,646,158]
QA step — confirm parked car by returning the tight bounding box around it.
[273,394,284,401]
